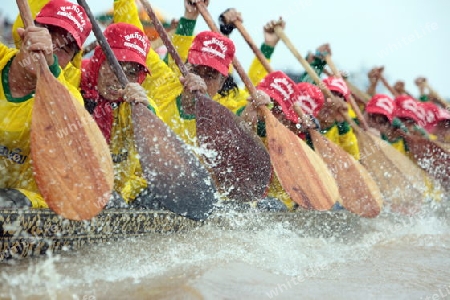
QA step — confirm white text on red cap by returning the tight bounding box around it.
[56,5,87,32]
[270,78,294,101]
[201,37,227,59]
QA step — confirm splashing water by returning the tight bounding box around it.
[0,201,449,299]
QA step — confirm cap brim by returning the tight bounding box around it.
[366,107,393,122]
[188,51,228,76]
[395,109,419,123]
[258,87,298,123]
[112,48,149,74]
[35,16,83,49]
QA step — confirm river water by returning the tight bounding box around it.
[0,201,449,300]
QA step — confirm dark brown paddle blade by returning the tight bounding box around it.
[405,135,450,191]
[261,107,340,210]
[309,130,382,218]
[196,95,271,201]
[32,60,114,221]
[354,130,423,215]
[132,105,217,221]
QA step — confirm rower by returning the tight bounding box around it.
[0,3,86,208]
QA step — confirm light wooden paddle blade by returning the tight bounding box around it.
[196,95,272,201]
[132,105,217,221]
[261,107,339,210]
[309,130,382,218]
[31,62,114,221]
[405,135,450,191]
[354,130,423,215]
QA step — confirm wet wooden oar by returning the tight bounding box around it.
[378,75,450,191]
[235,21,382,217]
[274,26,424,214]
[138,0,271,201]
[16,0,113,221]
[78,0,217,221]
[324,55,427,213]
[197,3,340,210]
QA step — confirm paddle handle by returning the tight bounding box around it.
[138,0,189,77]
[378,75,398,98]
[424,82,449,109]
[234,21,273,74]
[77,0,129,88]
[196,2,260,99]
[346,80,371,103]
[325,55,369,130]
[16,0,34,28]
[274,26,364,132]
[274,27,331,98]
[82,40,99,56]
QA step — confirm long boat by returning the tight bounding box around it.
[0,207,361,262]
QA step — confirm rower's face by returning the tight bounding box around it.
[190,65,226,96]
[97,61,144,101]
[367,113,390,133]
[39,24,79,68]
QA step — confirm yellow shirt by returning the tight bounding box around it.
[322,122,360,161]
[108,103,148,202]
[0,45,84,208]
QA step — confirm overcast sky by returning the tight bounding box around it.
[1,0,449,99]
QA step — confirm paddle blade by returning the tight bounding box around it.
[309,130,382,218]
[405,135,450,191]
[132,105,217,221]
[261,107,339,210]
[31,66,114,221]
[355,130,423,215]
[196,95,272,201]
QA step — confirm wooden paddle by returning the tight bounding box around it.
[274,26,423,214]
[324,55,430,212]
[16,0,113,221]
[196,3,340,210]
[78,0,217,221]
[378,75,450,191]
[234,21,382,217]
[138,0,272,202]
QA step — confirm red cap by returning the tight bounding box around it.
[188,31,235,76]
[295,82,324,117]
[436,107,450,122]
[394,95,420,123]
[323,77,350,100]
[257,71,299,123]
[366,94,395,122]
[103,23,150,72]
[35,0,92,49]
[419,102,450,131]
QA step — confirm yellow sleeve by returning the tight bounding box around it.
[53,61,84,106]
[249,56,269,87]
[213,88,249,114]
[168,34,195,79]
[63,61,81,90]
[338,127,360,161]
[347,103,357,120]
[142,52,183,111]
[321,124,360,160]
[0,45,17,69]
[321,124,340,145]
[390,138,407,155]
[113,0,144,31]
